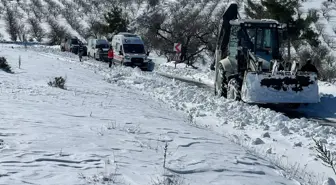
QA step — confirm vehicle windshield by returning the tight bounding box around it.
[96,43,109,49]
[71,39,79,45]
[123,44,145,54]
[244,27,279,61]
[96,40,109,49]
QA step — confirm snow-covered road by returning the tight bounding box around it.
[0,46,303,184]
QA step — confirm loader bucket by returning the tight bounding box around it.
[241,71,319,104]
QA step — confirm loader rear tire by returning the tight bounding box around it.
[227,78,241,101]
[215,65,227,97]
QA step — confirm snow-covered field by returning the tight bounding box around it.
[0,45,310,185]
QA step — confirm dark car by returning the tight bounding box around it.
[96,40,110,62]
[61,37,80,54]
[61,37,87,56]
[67,38,80,54]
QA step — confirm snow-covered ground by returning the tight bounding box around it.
[49,44,336,181]
[2,44,336,184]
[0,45,307,184]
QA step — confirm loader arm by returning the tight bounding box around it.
[216,3,238,59]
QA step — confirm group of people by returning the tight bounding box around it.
[77,43,115,68]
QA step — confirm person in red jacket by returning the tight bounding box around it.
[108,46,114,68]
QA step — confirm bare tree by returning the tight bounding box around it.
[137,0,228,67]
[85,16,107,39]
[322,34,336,48]
[44,0,62,18]
[62,3,81,31]
[321,1,332,19]
[17,0,30,16]
[30,0,44,22]
[315,23,325,34]
[4,6,19,41]
[47,17,70,45]
[73,0,92,13]
[28,17,45,42]
[147,0,160,7]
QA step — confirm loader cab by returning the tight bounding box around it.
[228,20,281,71]
[244,23,281,62]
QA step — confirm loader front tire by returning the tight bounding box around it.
[227,78,241,101]
[215,65,227,97]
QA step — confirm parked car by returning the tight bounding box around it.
[87,38,110,61]
[60,37,80,54]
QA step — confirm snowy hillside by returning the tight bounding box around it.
[0,0,234,45]
[0,0,142,42]
[0,45,305,185]
[301,0,336,50]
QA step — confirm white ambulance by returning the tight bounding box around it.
[111,32,153,71]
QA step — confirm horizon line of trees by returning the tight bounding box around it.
[2,0,336,81]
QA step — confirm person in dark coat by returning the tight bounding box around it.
[179,46,187,63]
[301,58,318,75]
[78,42,84,62]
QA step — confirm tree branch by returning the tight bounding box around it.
[156,29,174,44]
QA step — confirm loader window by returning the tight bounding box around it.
[228,26,239,60]
[256,29,272,50]
[246,28,272,51]
[245,27,279,62]
[264,29,272,48]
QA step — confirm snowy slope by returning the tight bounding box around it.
[0,0,164,43]
[0,45,302,185]
[9,44,336,184]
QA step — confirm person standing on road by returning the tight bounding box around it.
[301,58,319,76]
[108,46,114,68]
[78,42,84,62]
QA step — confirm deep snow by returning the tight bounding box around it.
[38,44,336,181]
[4,44,335,184]
[0,45,303,185]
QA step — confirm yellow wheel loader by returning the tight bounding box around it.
[212,3,319,108]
